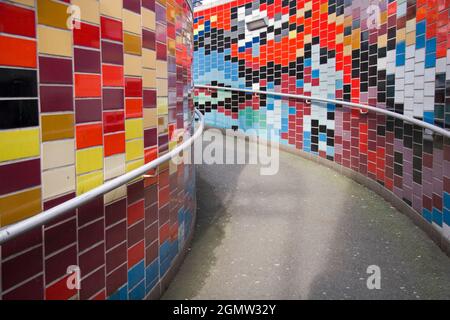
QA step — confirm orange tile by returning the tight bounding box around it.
[104,132,125,157]
[102,65,123,87]
[125,98,143,119]
[0,35,36,68]
[75,74,101,98]
[76,123,103,149]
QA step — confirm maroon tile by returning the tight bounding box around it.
[142,29,155,50]
[77,196,104,227]
[105,198,127,227]
[106,220,126,250]
[101,41,124,65]
[156,43,167,60]
[158,134,169,152]
[144,221,158,246]
[128,220,145,247]
[2,275,44,300]
[79,242,105,276]
[44,218,77,256]
[74,48,101,73]
[45,244,77,285]
[127,180,144,204]
[80,266,105,300]
[145,203,158,228]
[144,127,157,148]
[159,204,169,225]
[103,88,124,110]
[142,0,155,11]
[2,246,43,291]
[123,0,141,13]
[143,89,156,108]
[106,242,126,273]
[78,218,105,252]
[40,85,74,112]
[1,226,42,259]
[39,56,73,84]
[145,240,158,266]
[43,193,76,226]
[75,99,102,123]
[106,263,127,295]
[0,158,41,196]
[144,184,158,206]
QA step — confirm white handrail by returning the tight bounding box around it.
[194,85,450,139]
[0,109,205,245]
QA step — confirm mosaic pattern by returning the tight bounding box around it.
[0,0,195,300]
[194,0,450,240]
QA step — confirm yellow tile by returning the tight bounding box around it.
[142,8,155,30]
[0,188,41,227]
[142,49,156,69]
[72,0,100,25]
[210,15,217,23]
[289,30,296,40]
[158,116,168,134]
[105,154,125,180]
[156,60,167,78]
[10,0,35,7]
[124,33,142,55]
[0,128,40,162]
[38,25,72,57]
[126,139,144,162]
[42,139,75,170]
[126,158,144,173]
[168,39,175,56]
[37,0,69,29]
[76,147,103,175]
[123,10,141,35]
[104,185,126,204]
[100,0,122,19]
[156,78,167,96]
[77,170,103,195]
[143,108,157,128]
[42,166,76,200]
[124,54,142,76]
[125,118,144,140]
[41,113,74,141]
[143,68,156,88]
[157,97,168,115]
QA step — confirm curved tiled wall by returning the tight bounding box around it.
[0,0,195,300]
[194,1,450,243]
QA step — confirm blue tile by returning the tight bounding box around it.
[129,280,146,300]
[108,285,128,300]
[128,260,145,290]
[432,208,443,227]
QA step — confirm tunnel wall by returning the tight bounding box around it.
[193,0,450,242]
[0,0,195,300]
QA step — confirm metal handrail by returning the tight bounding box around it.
[194,85,450,139]
[0,109,205,245]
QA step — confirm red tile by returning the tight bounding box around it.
[76,123,103,149]
[103,111,125,133]
[127,200,145,226]
[101,16,123,42]
[103,64,124,87]
[0,35,36,68]
[0,3,36,38]
[127,240,144,268]
[126,98,143,118]
[125,77,143,97]
[104,132,125,157]
[46,274,78,300]
[75,74,101,98]
[74,22,100,48]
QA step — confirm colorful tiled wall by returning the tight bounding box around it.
[194,0,450,240]
[0,0,195,300]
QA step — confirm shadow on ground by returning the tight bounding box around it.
[162,134,450,300]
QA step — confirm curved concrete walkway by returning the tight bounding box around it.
[163,134,450,300]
